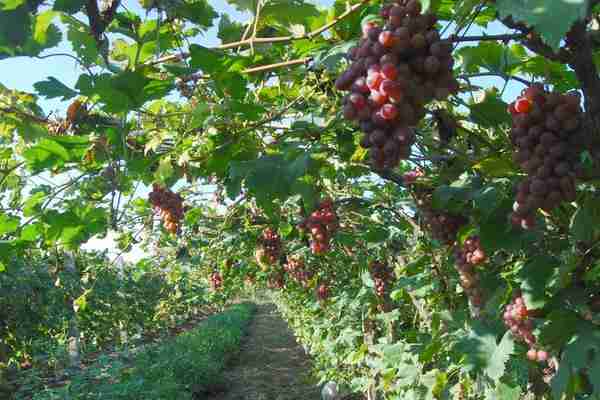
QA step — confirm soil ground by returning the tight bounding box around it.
[207,303,322,400]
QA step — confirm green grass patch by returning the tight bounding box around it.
[21,303,256,400]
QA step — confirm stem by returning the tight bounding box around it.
[457,72,531,86]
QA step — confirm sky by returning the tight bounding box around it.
[0,0,522,263]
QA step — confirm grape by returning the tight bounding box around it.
[508,85,583,229]
[316,283,330,301]
[255,228,282,267]
[369,261,395,299]
[504,293,552,365]
[210,271,223,291]
[284,256,313,288]
[337,0,459,170]
[300,198,339,255]
[149,184,186,234]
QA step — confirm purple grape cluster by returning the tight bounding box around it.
[335,0,458,170]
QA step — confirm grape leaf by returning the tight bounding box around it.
[455,322,514,382]
[0,0,26,11]
[0,213,19,235]
[516,255,557,309]
[495,0,589,50]
[52,0,85,13]
[570,196,600,243]
[33,77,78,101]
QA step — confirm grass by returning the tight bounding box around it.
[19,303,256,400]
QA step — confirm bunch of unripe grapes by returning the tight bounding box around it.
[369,261,395,298]
[503,294,550,364]
[454,236,486,308]
[335,0,459,170]
[255,228,282,267]
[210,272,223,291]
[508,84,583,229]
[284,256,313,288]
[316,282,330,301]
[454,236,487,267]
[148,184,185,234]
[299,198,339,255]
[415,191,466,245]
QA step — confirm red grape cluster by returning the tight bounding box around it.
[210,272,223,291]
[335,0,459,170]
[402,168,424,184]
[503,294,550,364]
[284,256,313,288]
[454,236,487,267]
[415,191,466,245]
[316,283,330,301]
[149,184,185,234]
[508,85,584,229]
[369,261,395,298]
[455,260,484,308]
[299,198,339,255]
[255,228,282,267]
[267,270,285,290]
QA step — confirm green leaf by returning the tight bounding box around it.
[52,0,85,13]
[494,383,521,400]
[62,15,100,65]
[228,154,315,215]
[496,0,589,50]
[23,138,71,171]
[0,0,25,11]
[458,42,524,74]
[468,89,511,128]
[189,44,223,74]
[23,191,46,216]
[33,77,78,101]
[570,196,600,243]
[516,256,557,309]
[455,321,513,382]
[0,213,19,235]
[155,157,174,183]
[217,13,245,43]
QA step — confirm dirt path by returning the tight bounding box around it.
[208,303,322,400]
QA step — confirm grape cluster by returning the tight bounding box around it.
[454,236,487,267]
[369,261,395,298]
[210,272,223,291]
[335,0,459,170]
[299,199,339,255]
[455,258,484,308]
[267,270,285,290]
[503,294,550,364]
[402,168,424,184]
[284,256,314,288]
[255,228,282,267]
[508,85,583,229]
[316,283,330,301]
[415,191,466,245]
[149,184,185,234]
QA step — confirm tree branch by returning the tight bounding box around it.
[145,0,369,67]
[450,33,527,43]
